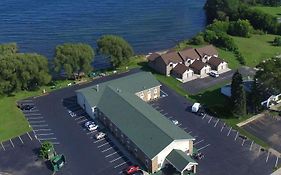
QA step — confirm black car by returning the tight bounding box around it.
[20,104,34,111]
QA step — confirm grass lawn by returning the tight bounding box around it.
[0,80,74,142]
[253,6,281,18]
[232,34,281,67]
[117,55,147,71]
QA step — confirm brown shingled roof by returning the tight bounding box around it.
[208,56,224,67]
[190,60,207,71]
[172,64,189,75]
[195,45,218,58]
[161,51,183,65]
[147,53,161,61]
[179,48,200,61]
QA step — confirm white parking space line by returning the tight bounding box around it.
[275,156,279,167]
[158,109,164,112]
[1,142,5,151]
[194,139,204,146]
[24,109,39,113]
[25,113,41,116]
[114,161,127,168]
[77,119,88,124]
[188,131,192,134]
[18,136,24,144]
[105,151,118,158]
[227,127,232,136]
[197,144,210,151]
[36,133,54,136]
[26,132,33,140]
[102,146,115,153]
[110,156,123,163]
[51,142,60,145]
[163,113,168,116]
[177,123,182,127]
[27,117,44,120]
[34,128,52,132]
[86,130,97,135]
[32,124,48,127]
[160,90,168,97]
[202,114,206,119]
[234,131,239,141]
[208,117,213,123]
[182,127,188,130]
[266,151,270,163]
[29,120,46,124]
[98,142,110,148]
[38,138,57,141]
[168,116,173,119]
[94,138,105,143]
[10,139,15,148]
[214,119,219,127]
[75,116,85,121]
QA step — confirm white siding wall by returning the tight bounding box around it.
[156,140,191,170]
[76,92,96,119]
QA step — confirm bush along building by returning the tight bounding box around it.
[76,72,198,174]
[148,45,229,82]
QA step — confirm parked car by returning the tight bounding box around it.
[209,71,219,78]
[194,152,204,160]
[84,121,98,131]
[126,165,140,174]
[20,104,34,111]
[172,120,179,125]
[95,132,106,140]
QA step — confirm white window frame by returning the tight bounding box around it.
[154,88,157,94]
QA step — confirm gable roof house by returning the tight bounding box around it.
[171,64,195,83]
[148,51,183,76]
[189,60,211,78]
[76,72,197,174]
[178,48,201,66]
[207,56,229,73]
[195,45,218,63]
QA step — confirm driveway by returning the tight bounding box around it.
[150,85,279,175]
[182,66,256,95]
[242,114,281,153]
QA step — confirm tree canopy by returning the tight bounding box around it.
[97,35,134,67]
[0,43,17,55]
[231,70,247,116]
[0,53,51,94]
[54,43,95,78]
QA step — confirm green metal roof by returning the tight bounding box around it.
[76,72,194,159]
[76,72,161,107]
[166,149,197,172]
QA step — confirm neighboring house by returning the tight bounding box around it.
[76,72,197,174]
[148,51,182,76]
[195,45,218,63]
[207,56,229,73]
[178,48,201,66]
[171,64,194,83]
[189,60,211,78]
[221,80,254,97]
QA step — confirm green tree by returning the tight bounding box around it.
[97,35,134,67]
[228,19,253,37]
[0,53,51,94]
[0,43,17,55]
[54,43,95,78]
[39,141,54,159]
[190,34,205,45]
[231,71,247,117]
[206,20,230,33]
[273,37,281,46]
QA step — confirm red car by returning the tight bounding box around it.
[126,165,140,174]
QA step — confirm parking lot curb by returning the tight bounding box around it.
[237,114,264,127]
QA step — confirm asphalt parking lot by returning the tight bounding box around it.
[182,66,256,95]
[0,131,52,175]
[242,114,281,153]
[17,69,141,175]
[150,85,280,175]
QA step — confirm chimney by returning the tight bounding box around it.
[96,84,99,92]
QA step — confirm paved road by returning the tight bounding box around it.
[243,115,281,153]
[182,66,256,95]
[150,85,278,175]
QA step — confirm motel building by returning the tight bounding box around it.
[76,72,198,174]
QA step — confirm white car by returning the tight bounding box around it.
[209,71,219,78]
[172,120,179,125]
[84,121,98,131]
[95,132,106,140]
